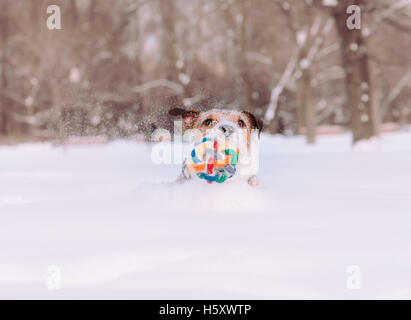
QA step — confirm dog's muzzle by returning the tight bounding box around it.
[219,123,235,137]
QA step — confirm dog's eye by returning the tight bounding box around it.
[238,119,246,128]
[202,119,214,127]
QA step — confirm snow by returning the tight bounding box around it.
[322,0,338,7]
[178,73,191,85]
[24,97,34,107]
[296,31,307,46]
[1,132,411,299]
[69,68,81,84]
[361,93,369,102]
[299,58,310,70]
[352,136,380,151]
[360,113,369,123]
[349,42,359,51]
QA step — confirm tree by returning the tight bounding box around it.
[0,1,9,134]
[314,0,380,144]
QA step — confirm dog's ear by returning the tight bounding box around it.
[168,108,185,116]
[256,119,264,133]
[242,111,264,136]
[169,108,200,129]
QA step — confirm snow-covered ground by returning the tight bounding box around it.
[1,132,411,299]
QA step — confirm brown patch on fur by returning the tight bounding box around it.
[169,108,200,129]
[241,111,264,137]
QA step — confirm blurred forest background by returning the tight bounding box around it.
[0,0,410,144]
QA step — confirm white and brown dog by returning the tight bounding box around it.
[169,108,263,186]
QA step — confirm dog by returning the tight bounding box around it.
[169,108,263,186]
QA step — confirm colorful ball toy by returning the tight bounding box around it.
[188,137,240,184]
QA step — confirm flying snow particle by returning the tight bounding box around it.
[25,96,34,107]
[143,35,159,54]
[265,108,275,121]
[362,27,371,37]
[30,77,39,87]
[282,2,290,10]
[361,114,369,123]
[69,68,81,84]
[297,31,307,46]
[176,60,184,69]
[349,42,359,51]
[361,94,369,102]
[252,92,259,100]
[119,118,133,130]
[179,73,190,85]
[90,115,101,127]
[322,0,338,6]
[300,58,310,70]
[361,82,368,90]
[183,98,192,107]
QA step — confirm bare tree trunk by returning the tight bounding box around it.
[89,0,96,27]
[304,71,316,145]
[294,2,316,143]
[70,0,79,24]
[222,0,254,111]
[368,59,381,135]
[333,0,379,144]
[296,78,305,134]
[298,68,316,144]
[159,0,179,83]
[238,0,255,112]
[0,1,9,135]
[132,7,144,115]
[158,0,182,115]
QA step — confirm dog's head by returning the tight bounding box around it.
[169,108,263,147]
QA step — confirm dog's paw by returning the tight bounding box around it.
[248,175,259,187]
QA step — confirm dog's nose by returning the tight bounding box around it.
[220,124,235,137]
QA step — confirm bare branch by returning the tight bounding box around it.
[382,70,411,118]
[264,46,300,122]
